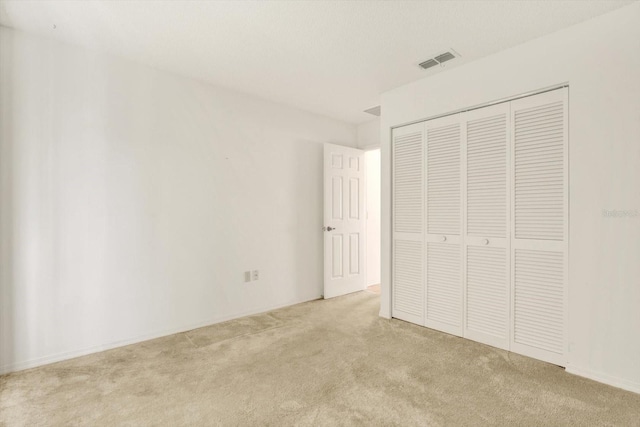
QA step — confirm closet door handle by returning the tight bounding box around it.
[483,239,490,245]
[441,235,447,242]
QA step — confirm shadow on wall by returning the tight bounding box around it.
[0,30,16,370]
[294,140,325,300]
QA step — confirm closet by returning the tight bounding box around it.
[391,87,568,366]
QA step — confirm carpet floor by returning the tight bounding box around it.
[1,291,639,426]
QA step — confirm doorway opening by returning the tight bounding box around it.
[365,148,381,295]
[322,143,379,299]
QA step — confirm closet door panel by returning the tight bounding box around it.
[426,241,462,335]
[510,88,568,366]
[466,246,508,342]
[393,239,423,324]
[424,114,463,336]
[463,103,510,350]
[427,121,461,237]
[513,249,564,355]
[392,123,425,325]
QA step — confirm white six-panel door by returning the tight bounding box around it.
[324,143,365,299]
[390,87,568,366]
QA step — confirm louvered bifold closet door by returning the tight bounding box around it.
[392,122,425,325]
[462,103,510,350]
[424,114,463,337]
[510,88,568,366]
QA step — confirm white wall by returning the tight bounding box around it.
[365,149,381,286]
[357,118,380,149]
[0,27,357,373]
[380,3,640,393]
[359,119,382,286]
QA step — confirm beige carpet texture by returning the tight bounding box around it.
[1,291,639,426]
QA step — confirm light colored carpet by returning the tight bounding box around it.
[1,291,639,426]
[366,284,381,294]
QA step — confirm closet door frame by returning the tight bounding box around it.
[389,84,569,367]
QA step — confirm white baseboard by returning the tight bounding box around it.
[0,295,321,375]
[565,365,640,394]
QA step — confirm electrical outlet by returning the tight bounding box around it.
[244,271,252,282]
[252,270,259,281]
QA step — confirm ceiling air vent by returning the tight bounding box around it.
[419,50,459,70]
[434,51,455,64]
[418,59,438,70]
[364,105,381,117]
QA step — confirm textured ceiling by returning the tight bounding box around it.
[0,0,634,124]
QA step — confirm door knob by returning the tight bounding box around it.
[441,235,447,242]
[483,239,490,245]
[324,226,335,232]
